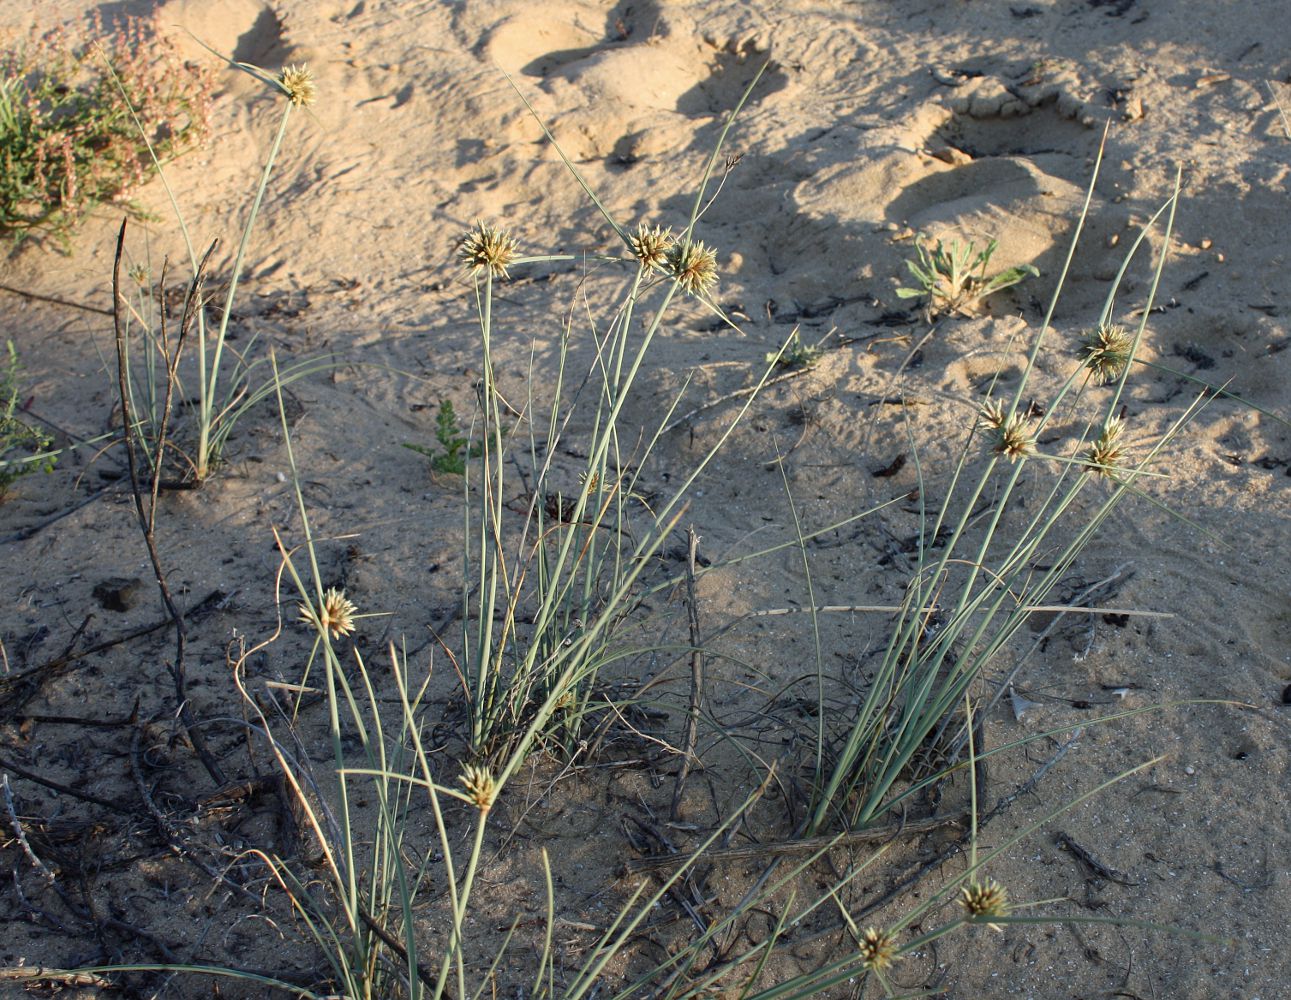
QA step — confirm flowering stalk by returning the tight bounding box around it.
[196,65,314,479]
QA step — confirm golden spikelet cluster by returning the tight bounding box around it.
[279,64,317,107]
[961,877,1009,931]
[978,398,1007,433]
[1086,416,1127,477]
[300,587,357,640]
[979,399,1035,463]
[459,764,497,813]
[458,222,519,279]
[666,239,719,296]
[858,927,900,972]
[1081,322,1133,385]
[630,223,674,271]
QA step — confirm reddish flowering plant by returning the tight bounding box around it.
[0,13,212,249]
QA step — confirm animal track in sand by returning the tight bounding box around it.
[232,2,290,67]
[489,11,783,116]
[483,8,603,79]
[481,8,785,163]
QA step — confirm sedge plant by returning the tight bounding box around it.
[453,66,784,767]
[108,49,327,482]
[807,143,1202,837]
[67,362,781,997]
[230,379,787,1000]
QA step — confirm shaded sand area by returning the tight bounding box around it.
[1,1,1289,997]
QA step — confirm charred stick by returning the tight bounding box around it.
[1055,830,1141,886]
[671,527,705,820]
[112,220,225,787]
[0,753,134,815]
[3,773,55,884]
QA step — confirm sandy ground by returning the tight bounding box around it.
[1,1,1289,998]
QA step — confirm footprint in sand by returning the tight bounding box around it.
[483,6,785,162]
[166,0,293,72]
[782,74,1104,306]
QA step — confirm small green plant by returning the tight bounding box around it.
[0,13,211,249]
[0,340,56,497]
[896,235,1038,319]
[765,327,822,369]
[404,399,482,475]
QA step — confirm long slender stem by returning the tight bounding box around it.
[196,102,294,478]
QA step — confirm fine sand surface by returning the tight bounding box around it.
[2,1,1289,998]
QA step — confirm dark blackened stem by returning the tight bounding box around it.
[112,219,225,787]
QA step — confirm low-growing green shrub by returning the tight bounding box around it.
[0,13,212,249]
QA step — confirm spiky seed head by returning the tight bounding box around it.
[978,398,1007,432]
[666,239,719,296]
[459,764,497,813]
[279,64,317,107]
[994,412,1036,463]
[128,263,149,288]
[858,927,900,972]
[578,470,600,494]
[630,223,674,270]
[961,877,1009,931]
[979,399,1037,461]
[1086,416,1127,477]
[1081,322,1133,385]
[979,401,1036,463]
[300,587,357,640]
[458,222,519,279]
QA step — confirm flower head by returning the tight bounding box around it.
[961,877,1009,931]
[994,414,1035,463]
[979,399,1035,463]
[458,222,519,279]
[1081,322,1133,385]
[858,927,900,972]
[978,398,1007,433]
[459,764,497,813]
[300,587,357,640]
[666,239,718,296]
[279,64,317,107]
[630,223,674,270]
[1085,416,1127,477]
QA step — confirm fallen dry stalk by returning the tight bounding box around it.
[670,526,705,820]
[111,218,225,786]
